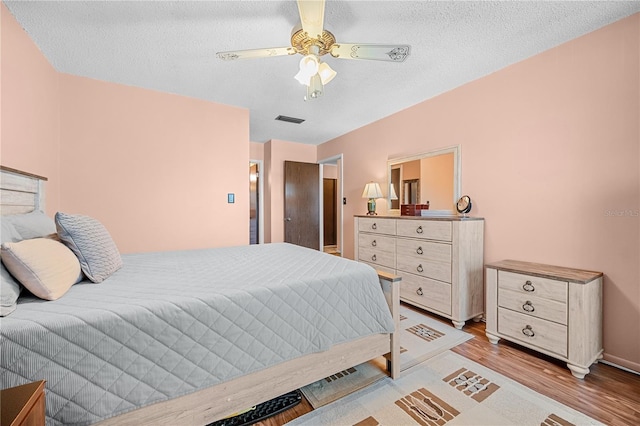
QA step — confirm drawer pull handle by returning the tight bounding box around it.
[372,240,377,247]
[522,325,535,338]
[371,254,377,262]
[417,264,424,273]
[522,301,535,312]
[522,281,535,292]
[416,247,423,255]
[372,223,377,230]
[416,226,423,234]
[416,287,424,296]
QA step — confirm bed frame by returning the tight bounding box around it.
[1,166,401,425]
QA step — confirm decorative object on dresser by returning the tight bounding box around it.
[354,215,484,329]
[1,381,46,426]
[400,203,429,216]
[456,195,472,216]
[362,182,383,215]
[485,260,603,379]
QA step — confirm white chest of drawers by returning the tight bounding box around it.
[485,260,603,379]
[354,215,484,329]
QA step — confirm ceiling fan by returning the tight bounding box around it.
[216,0,410,101]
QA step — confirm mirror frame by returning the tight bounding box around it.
[387,145,461,214]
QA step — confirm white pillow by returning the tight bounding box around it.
[55,212,122,283]
[1,238,83,300]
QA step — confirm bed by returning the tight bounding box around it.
[0,166,400,426]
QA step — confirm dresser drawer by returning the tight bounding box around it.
[498,271,567,303]
[397,238,451,261]
[498,288,567,325]
[399,272,451,316]
[358,234,396,253]
[358,217,396,235]
[396,255,451,283]
[358,247,395,269]
[396,219,452,242]
[498,307,567,357]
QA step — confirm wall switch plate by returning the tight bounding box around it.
[228,193,235,203]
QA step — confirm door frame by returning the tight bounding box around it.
[250,159,264,244]
[318,154,344,256]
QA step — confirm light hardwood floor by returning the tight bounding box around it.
[259,308,640,426]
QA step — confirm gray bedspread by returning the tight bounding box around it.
[0,243,393,425]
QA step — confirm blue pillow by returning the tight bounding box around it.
[55,212,122,283]
[3,211,56,240]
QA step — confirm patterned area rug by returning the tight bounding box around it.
[290,351,603,426]
[300,305,473,408]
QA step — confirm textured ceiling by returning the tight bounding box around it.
[5,1,640,145]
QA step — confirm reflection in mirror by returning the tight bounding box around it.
[403,179,419,204]
[387,146,460,213]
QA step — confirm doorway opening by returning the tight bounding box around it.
[323,178,337,254]
[319,155,343,257]
[249,160,264,244]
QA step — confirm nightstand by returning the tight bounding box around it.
[1,381,46,426]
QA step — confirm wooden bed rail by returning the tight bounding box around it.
[377,270,401,379]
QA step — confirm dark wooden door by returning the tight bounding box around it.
[284,161,320,250]
[323,178,337,246]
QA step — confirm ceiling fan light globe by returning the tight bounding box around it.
[294,69,312,85]
[318,62,337,85]
[299,54,319,77]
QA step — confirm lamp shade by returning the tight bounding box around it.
[389,184,398,200]
[362,182,383,199]
[318,62,337,85]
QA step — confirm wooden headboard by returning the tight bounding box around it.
[0,166,48,216]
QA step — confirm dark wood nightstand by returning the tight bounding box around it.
[1,381,46,426]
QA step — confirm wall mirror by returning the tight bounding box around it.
[387,145,460,214]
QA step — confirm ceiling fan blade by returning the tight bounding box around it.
[330,44,411,62]
[217,47,296,61]
[296,0,325,40]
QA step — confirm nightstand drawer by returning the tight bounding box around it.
[358,218,396,235]
[400,273,451,316]
[358,234,395,253]
[498,288,567,325]
[358,247,395,269]
[396,219,452,242]
[498,307,567,357]
[498,271,567,303]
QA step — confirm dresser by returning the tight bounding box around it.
[354,215,484,329]
[485,260,603,379]
[1,381,46,426]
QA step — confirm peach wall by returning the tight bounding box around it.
[319,14,640,370]
[58,74,250,253]
[1,3,60,214]
[263,139,316,243]
[323,164,338,179]
[2,5,250,253]
[250,141,264,161]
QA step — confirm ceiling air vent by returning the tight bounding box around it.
[275,115,305,124]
